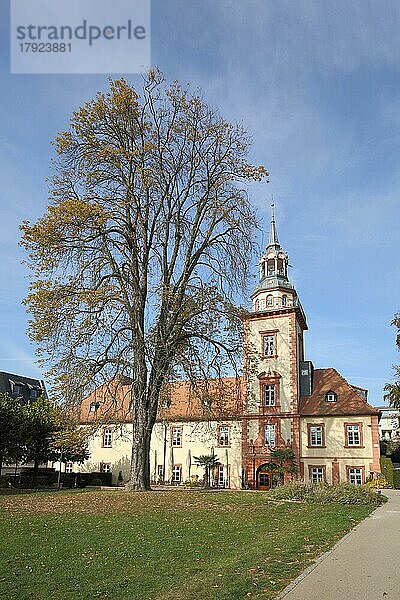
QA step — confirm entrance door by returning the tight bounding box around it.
[258,472,270,490]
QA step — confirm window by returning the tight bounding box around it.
[202,398,212,409]
[255,299,260,311]
[29,388,39,399]
[90,402,100,412]
[325,391,337,402]
[171,427,182,447]
[263,384,275,406]
[102,428,112,448]
[348,467,363,485]
[346,424,361,446]
[266,295,273,306]
[263,334,275,357]
[65,462,73,474]
[308,424,324,447]
[264,424,276,446]
[310,466,324,483]
[172,465,181,483]
[218,465,229,488]
[100,463,111,473]
[12,384,22,396]
[157,465,164,479]
[218,425,230,447]
[282,295,287,306]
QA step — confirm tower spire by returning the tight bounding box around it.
[268,201,280,249]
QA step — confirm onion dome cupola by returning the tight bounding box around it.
[252,204,297,312]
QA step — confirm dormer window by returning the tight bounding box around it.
[325,391,337,403]
[89,402,100,412]
[160,398,171,409]
[12,383,23,396]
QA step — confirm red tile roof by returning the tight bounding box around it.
[79,376,243,423]
[299,368,380,416]
[80,369,378,423]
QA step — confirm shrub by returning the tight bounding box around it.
[267,479,314,501]
[366,477,391,489]
[90,478,103,487]
[393,469,400,489]
[267,480,386,505]
[380,457,394,487]
[0,475,18,488]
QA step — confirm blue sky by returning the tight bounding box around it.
[1,0,400,405]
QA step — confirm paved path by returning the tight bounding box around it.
[279,490,400,600]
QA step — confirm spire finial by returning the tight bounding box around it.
[268,198,279,247]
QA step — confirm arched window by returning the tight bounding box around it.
[282,295,287,306]
[267,260,275,276]
[267,295,273,306]
[255,299,260,311]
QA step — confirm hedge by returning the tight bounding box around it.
[393,469,400,489]
[380,457,394,487]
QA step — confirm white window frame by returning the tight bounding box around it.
[263,335,275,357]
[310,467,324,483]
[325,391,337,402]
[103,428,112,448]
[101,462,111,473]
[218,465,228,488]
[65,462,73,474]
[264,384,275,406]
[347,425,361,446]
[171,427,182,447]
[348,467,363,485]
[264,424,276,446]
[309,425,323,447]
[172,465,181,483]
[218,425,230,447]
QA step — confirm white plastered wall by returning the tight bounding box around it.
[300,415,375,484]
[77,419,243,488]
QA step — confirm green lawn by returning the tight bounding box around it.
[0,489,375,600]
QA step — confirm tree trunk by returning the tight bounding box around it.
[32,457,40,488]
[128,421,152,490]
[127,393,154,490]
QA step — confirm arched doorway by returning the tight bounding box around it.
[256,464,272,490]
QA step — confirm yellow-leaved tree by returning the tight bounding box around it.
[21,69,268,490]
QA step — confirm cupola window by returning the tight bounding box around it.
[267,260,275,276]
[282,295,287,306]
[266,295,273,306]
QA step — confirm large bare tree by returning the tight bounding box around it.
[21,70,267,490]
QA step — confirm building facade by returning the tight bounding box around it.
[77,210,381,488]
[378,406,400,441]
